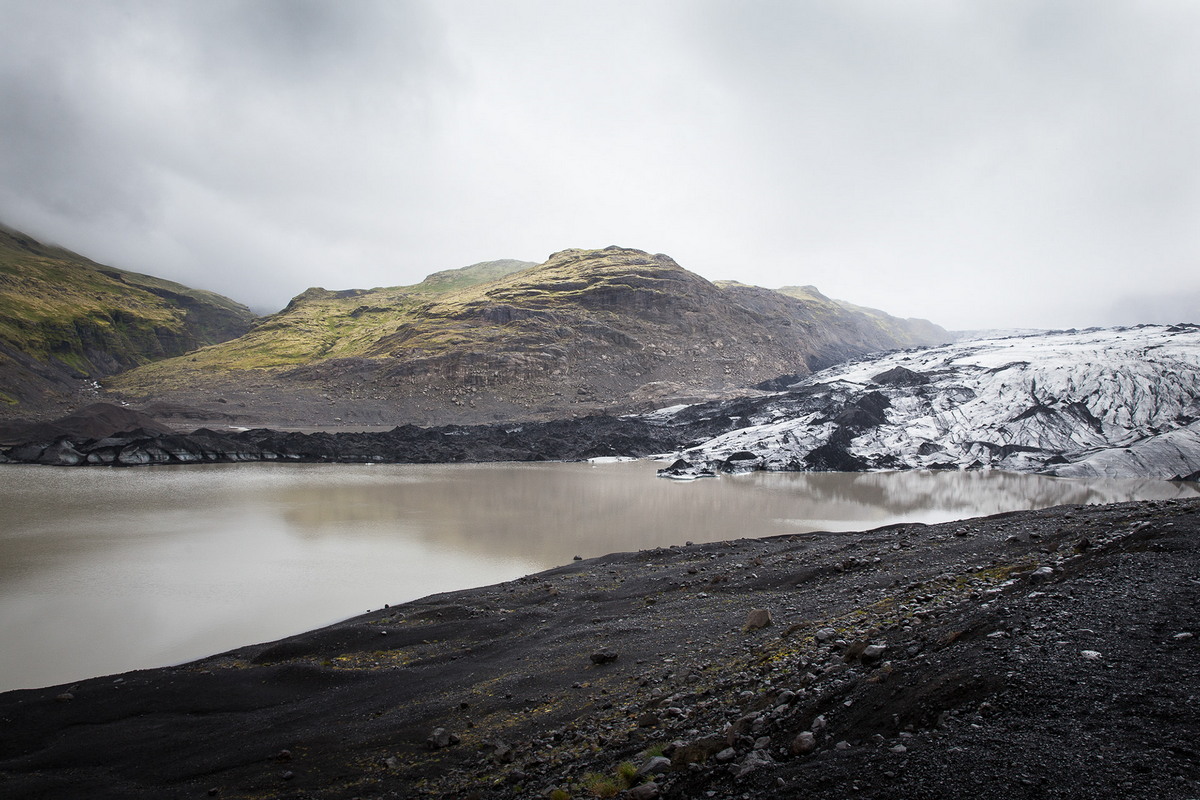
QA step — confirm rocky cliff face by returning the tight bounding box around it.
[0,224,256,417]
[667,324,1200,480]
[109,246,949,427]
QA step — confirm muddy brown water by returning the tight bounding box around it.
[1,460,1195,691]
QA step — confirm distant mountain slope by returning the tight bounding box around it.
[110,246,949,427]
[0,224,256,415]
[670,324,1200,480]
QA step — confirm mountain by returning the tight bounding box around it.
[0,224,256,416]
[108,246,950,427]
[665,324,1200,480]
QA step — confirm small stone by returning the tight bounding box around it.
[590,650,619,665]
[890,744,908,754]
[489,741,514,763]
[626,782,660,800]
[734,749,775,778]
[1080,650,1102,661]
[1172,632,1194,641]
[835,740,851,750]
[425,727,459,749]
[745,609,773,631]
[791,731,817,754]
[573,555,583,560]
[1030,566,1054,582]
[861,644,887,665]
[54,692,74,702]
[637,756,672,776]
[280,770,295,781]
[715,747,737,762]
[753,736,771,750]
[638,712,661,728]
[815,627,837,642]
[385,756,401,770]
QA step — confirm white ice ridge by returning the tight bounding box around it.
[664,324,1200,480]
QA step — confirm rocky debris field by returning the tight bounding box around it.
[1,498,1197,799]
[0,404,730,466]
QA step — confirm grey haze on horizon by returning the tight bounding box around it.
[1,0,1197,330]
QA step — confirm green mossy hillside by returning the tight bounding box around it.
[0,223,256,411]
[110,246,950,426]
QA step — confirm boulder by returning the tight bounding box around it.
[744,609,773,631]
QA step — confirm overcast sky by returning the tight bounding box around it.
[1,1,1197,330]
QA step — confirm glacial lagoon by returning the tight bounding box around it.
[1,460,1196,692]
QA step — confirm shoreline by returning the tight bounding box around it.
[2,498,1196,799]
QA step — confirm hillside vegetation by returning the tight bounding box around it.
[111,246,949,427]
[0,224,256,414]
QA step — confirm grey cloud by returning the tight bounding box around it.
[0,0,1197,328]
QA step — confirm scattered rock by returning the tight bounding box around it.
[1030,566,1055,582]
[715,747,737,762]
[425,727,459,749]
[1080,650,1102,661]
[637,756,671,776]
[860,644,887,666]
[733,748,775,778]
[744,609,773,631]
[790,731,817,754]
[626,782,660,800]
[590,650,619,665]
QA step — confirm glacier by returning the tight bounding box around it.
[654,324,1200,481]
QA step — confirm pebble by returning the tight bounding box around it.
[1080,650,1102,661]
[734,749,775,778]
[1172,632,1194,641]
[1030,566,1055,582]
[626,783,660,800]
[715,747,737,762]
[425,728,459,749]
[637,756,671,776]
[861,644,887,665]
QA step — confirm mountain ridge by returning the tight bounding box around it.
[108,245,950,427]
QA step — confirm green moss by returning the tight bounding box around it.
[0,226,255,381]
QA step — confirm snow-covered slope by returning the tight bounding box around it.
[662,324,1200,480]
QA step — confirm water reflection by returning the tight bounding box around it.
[0,461,1194,691]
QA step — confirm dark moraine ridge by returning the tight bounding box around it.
[0,400,755,466]
[1,498,1196,799]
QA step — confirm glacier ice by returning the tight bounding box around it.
[657,325,1200,481]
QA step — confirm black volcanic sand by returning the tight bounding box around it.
[1,499,1197,800]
